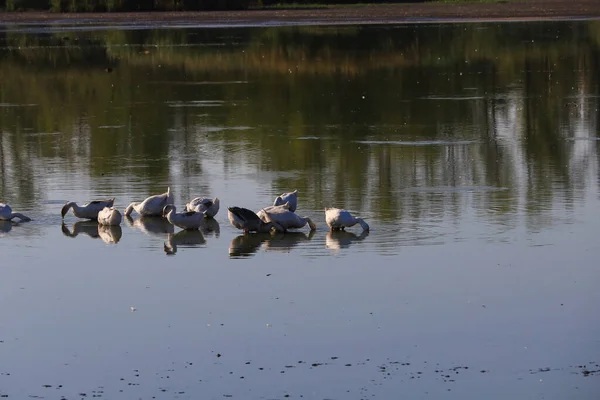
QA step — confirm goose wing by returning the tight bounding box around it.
[187,197,213,211]
[228,207,260,223]
[259,206,299,226]
[86,198,115,208]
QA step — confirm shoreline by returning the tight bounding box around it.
[0,1,600,27]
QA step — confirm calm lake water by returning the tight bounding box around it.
[1,20,599,399]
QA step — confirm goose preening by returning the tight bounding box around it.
[61,198,114,220]
[227,206,284,234]
[125,187,173,217]
[257,202,316,232]
[185,197,220,218]
[273,189,298,212]
[97,207,122,226]
[325,208,369,231]
[0,203,32,222]
[163,204,204,230]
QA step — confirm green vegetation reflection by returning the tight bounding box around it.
[0,22,599,223]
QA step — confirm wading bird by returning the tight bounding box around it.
[97,207,122,226]
[257,202,316,232]
[61,198,114,220]
[325,208,369,231]
[185,197,220,218]
[163,204,204,230]
[273,189,298,212]
[125,187,173,217]
[228,206,284,234]
[0,203,31,222]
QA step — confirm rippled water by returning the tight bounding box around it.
[0,21,599,399]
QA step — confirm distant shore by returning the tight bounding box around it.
[0,0,599,27]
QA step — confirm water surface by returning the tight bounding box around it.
[0,21,599,399]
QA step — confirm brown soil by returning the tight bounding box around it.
[0,0,599,26]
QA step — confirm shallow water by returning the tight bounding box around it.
[0,21,599,399]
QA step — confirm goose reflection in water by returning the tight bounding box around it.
[0,220,13,236]
[229,231,315,258]
[200,217,220,238]
[263,231,315,252]
[125,215,174,236]
[325,230,369,251]
[164,230,206,255]
[61,221,122,244]
[228,233,270,257]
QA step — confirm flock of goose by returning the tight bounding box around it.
[0,188,370,234]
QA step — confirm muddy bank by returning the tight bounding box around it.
[0,0,599,27]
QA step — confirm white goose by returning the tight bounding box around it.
[97,207,122,226]
[273,190,298,212]
[325,208,369,231]
[0,203,31,222]
[257,202,316,232]
[125,187,173,217]
[185,197,220,218]
[228,206,284,233]
[163,204,204,230]
[61,198,114,220]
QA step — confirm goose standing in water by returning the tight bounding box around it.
[325,208,369,231]
[61,198,114,220]
[163,204,204,230]
[125,187,173,217]
[227,206,284,234]
[0,203,31,222]
[185,197,220,218]
[257,202,316,232]
[273,189,298,212]
[97,207,122,226]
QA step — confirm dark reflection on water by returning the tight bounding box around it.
[326,230,369,251]
[61,221,100,239]
[229,231,317,258]
[61,221,123,244]
[229,233,270,258]
[125,215,174,237]
[0,220,13,234]
[200,217,220,238]
[164,229,206,255]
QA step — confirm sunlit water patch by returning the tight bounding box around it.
[355,140,479,146]
[165,100,225,107]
